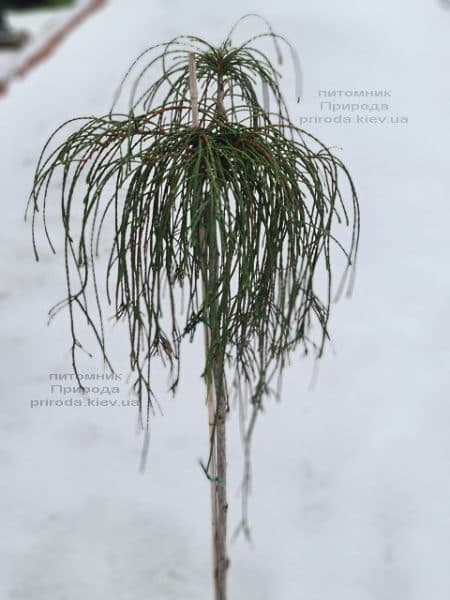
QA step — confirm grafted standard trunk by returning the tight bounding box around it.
[189,52,229,600]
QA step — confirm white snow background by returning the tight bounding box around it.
[1,0,449,598]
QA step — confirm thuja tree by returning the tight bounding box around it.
[28,15,359,600]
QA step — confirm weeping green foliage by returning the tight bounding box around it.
[28,16,359,504]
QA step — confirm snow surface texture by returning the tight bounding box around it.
[0,0,449,598]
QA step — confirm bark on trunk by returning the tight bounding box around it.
[212,367,229,600]
[202,283,229,600]
[189,51,229,600]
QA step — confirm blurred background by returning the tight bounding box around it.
[1,1,79,49]
[0,1,449,599]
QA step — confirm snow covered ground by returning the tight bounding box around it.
[1,0,449,598]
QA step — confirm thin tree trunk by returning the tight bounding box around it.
[189,51,229,600]
[211,67,229,600]
[203,325,229,600]
[212,364,229,600]
[201,219,229,600]
[203,323,219,592]
[205,187,229,600]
